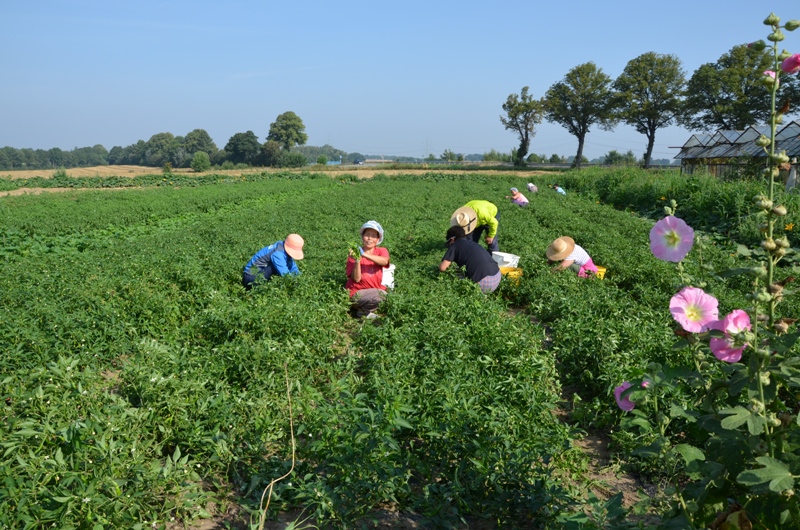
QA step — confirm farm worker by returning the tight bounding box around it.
[242,233,305,289]
[546,236,598,278]
[346,220,390,319]
[505,187,529,207]
[439,225,502,293]
[553,184,566,195]
[526,182,538,193]
[450,199,500,253]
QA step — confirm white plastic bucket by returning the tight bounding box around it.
[491,252,520,268]
[382,264,396,289]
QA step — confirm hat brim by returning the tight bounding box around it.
[450,206,478,235]
[285,246,304,260]
[546,237,575,261]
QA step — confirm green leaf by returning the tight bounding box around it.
[737,456,794,492]
[674,444,705,464]
[719,406,750,430]
[393,417,413,429]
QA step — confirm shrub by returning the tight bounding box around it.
[190,151,211,173]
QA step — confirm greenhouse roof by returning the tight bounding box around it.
[675,121,800,160]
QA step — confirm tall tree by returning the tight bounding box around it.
[613,52,686,168]
[680,44,800,131]
[224,131,261,165]
[544,62,617,169]
[184,129,218,158]
[144,132,177,167]
[500,86,544,167]
[267,111,308,151]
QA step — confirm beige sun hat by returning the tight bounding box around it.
[450,206,478,235]
[284,233,305,260]
[546,236,575,261]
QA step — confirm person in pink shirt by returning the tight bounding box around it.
[505,187,529,207]
[346,220,390,318]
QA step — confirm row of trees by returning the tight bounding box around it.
[502,44,800,169]
[0,112,312,171]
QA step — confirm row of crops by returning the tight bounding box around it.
[1,169,797,528]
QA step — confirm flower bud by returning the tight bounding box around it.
[757,348,772,360]
[759,222,770,233]
[757,313,769,322]
[769,413,782,427]
[749,40,768,51]
[769,29,786,42]
[756,198,774,210]
[663,206,674,216]
[779,49,793,61]
[784,489,796,498]
[769,283,785,294]
[786,20,800,31]
[778,151,790,164]
[771,205,788,216]
[775,321,790,333]
[753,266,768,278]
[749,398,765,414]
[755,134,771,147]
[775,247,787,258]
[765,13,781,25]
[756,289,773,303]
[777,235,791,247]
[777,114,785,125]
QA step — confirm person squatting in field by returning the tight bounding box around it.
[505,187,529,207]
[346,220,390,318]
[450,199,500,253]
[546,236,599,278]
[242,233,305,289]
[439,225,502,293]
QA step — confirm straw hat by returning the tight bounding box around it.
[360,220,384,244]
[546,236,575,261]
[284,234,305,260]
[450,206,478,234]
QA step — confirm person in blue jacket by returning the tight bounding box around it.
[242,233,305,289]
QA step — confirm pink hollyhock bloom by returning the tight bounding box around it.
[650,216,694,262]
[781,54,800,74]
[764,70,779,87]
[614,382,635,411]
[670,287,719,333]
[708,309,751,362]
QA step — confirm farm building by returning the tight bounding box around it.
[674,120,800,183]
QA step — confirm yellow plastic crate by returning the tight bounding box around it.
[595,266,606,279]
[500,266,523,284]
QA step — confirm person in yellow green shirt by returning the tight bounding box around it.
[450,199,499,253]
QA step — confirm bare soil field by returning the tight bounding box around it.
[1,165,553,198]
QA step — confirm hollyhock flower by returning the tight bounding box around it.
[708,309,751,362]
[614,382,635,411]
[650,216,694,262]
[670,287,719,333]
[763,70,779,87]
[781,53,800,74]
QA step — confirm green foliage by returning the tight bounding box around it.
[267,111,308,151]
[612,52,686,168]
[279,151,308,168]
[544,62,617,168]
[190,151,211,172]
[315,155,328,166]
[4,163,800,527]
[603,150,638,166]
[500,86,544,166]
[680,44,800,131]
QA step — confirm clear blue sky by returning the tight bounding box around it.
[2,1,798,161]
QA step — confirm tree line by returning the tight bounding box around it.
[0,112,319,172]
[502,42,800,169]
